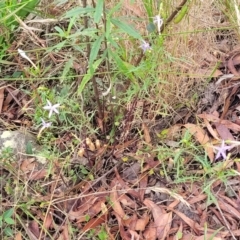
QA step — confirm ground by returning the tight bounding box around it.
[1,0,240,239]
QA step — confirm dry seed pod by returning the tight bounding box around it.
[86,137,92,146]
[95,139,101,150]
[89,142,95,151]
[78,148,85,157]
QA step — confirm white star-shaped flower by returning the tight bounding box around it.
[213,140,233,160]
[40,118,52,129]
[43,100,60,118]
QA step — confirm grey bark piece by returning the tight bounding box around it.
[0,130,45,163]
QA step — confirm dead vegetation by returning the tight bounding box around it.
[2,0,240,239]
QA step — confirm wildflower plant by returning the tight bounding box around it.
[43,100,60,118]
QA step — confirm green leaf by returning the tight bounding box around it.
[3,208,14,219]
[63,6,94,18]
[54,26,65,37]
[26,141,33,155]
[110,18,141,39]
[4,218,15,225]
[77,58,103,95]
[94,0,103,23]
[4,227,13,237]
[89,35,104,67]
[16,0,40,20]
[147,22,155,33]
[61,57,74,82]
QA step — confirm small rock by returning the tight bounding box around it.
[0,130,45,163]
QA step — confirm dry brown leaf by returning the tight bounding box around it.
[173,209,200,234]
[110,186,126,219]
[57,224,69,240]
[129,230,141,240]
[215,123,234,141]
[228,51,240,76]
[0,87,5,113]
[184,123,214,162]
[3,88,20,111]
[114,168,140,199]
[28,169,48,180]
[82,214,106,232]
[28,221,40,238]
[173,222,183,240]
[20,158,36,172]
[143,222,157,240]
[195,235,222,240]
[119,194,138,209]
[203,118,220,140]
[144,199,172,239]
[142,122,151,143]
[43,212,53,230]
[218,200,240,220]
[198,113,240,132]
[69,196,97,220]
[115,214,132,240]
[139,174,148,202]
[15,232,22,240]
[188,194,207,204]
[76,200,104,223]
[135,212,149,231]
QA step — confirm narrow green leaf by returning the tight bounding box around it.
[63,6,94,18]
[26,141,33,155]
[0,60,18,65]
[77,58,102,95]
[110,18,141,39]
[89,35,104,67]
[94,0,103,23]
[61,57,74,82]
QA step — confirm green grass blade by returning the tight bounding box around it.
[110,18,142,39]
[77,58,103,95]
[94,0,103,23]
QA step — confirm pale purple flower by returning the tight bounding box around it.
[213,140,233,160]
[153,15,163,33]
[140,40,152,53]
[43,100,60,118]
[40,118,52,130]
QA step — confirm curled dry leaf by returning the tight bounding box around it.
[184,123,214,162]
[143,199,172,239]
[135,212,149,231]
[110,186,127,219]
[142,122,152,143]
[143,222,157,240]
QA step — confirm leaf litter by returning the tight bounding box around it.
[2,0,240,240]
